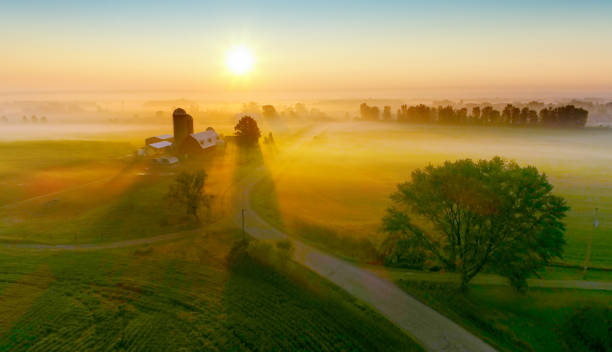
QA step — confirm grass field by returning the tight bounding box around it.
[251,122,612,269]
[0,229,421,351]
[397,281,611,352]
[0,139,241,244]
[247,122,612,351]
[1,122,610,351]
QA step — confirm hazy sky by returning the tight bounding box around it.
[2,0,611,97]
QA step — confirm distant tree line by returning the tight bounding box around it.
[360,103,589,128]
[242,102,330,121]
[0,115,48,123]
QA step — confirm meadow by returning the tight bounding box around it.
[1,120,611,351]
[248,121,612,351]
[251,122,612,270]
[397,281,611,352]
[0,136,240,245]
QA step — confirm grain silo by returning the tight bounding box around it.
[172,108,194,147]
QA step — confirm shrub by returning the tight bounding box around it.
[226,238,294,271]
[563,305,612,352]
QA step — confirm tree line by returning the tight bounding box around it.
[360,103,589,128]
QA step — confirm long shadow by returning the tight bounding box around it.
[231,141,285,232]
[219,235,416,351]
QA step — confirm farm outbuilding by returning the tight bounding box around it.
[152,155,179,166]
[146,140,173,154]
[142,109,224,160]
[179,127,223,155]
[145,134,173,146]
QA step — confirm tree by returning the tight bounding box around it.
[382,157,568,291]
[234,115,261,146]
[382,106,392,121]
[262,105,279,120]
[360,103,380,121]
[481,106,500,124]
[520,107,538,125]
[540,105,588,128]
[167,170,211,222]
[437,105,456,124]
[470,106,481,124]
[502,104,520,125]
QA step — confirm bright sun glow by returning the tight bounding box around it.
[226,45,255,75]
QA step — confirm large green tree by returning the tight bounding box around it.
[234,115,262,146]
[167,170,211,222]
[382,157,568,291]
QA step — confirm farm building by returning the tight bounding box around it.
[146,140,173,154]
[179,127,223,155]
[142,108,224,160]
[152,155,179,166]
[145,134,173,146]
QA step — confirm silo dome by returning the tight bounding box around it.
[173,108,186,117]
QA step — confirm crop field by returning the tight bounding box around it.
[0,229,420,351]
[252,122,612,269]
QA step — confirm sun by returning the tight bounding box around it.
[226,45,255,75]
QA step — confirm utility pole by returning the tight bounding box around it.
[583,207,599,277]
[242,208,246,241]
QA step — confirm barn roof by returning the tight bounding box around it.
[154,134,173,140]
[190,129,219,150]
[148,141,173,149]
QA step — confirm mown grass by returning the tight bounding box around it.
[252,122,612,271]
[0,141,133,205]
[0,229,421,351]
[0,173,194,244]
[247,122,612,351]
[396,280,612,352]
[0,140,238,245]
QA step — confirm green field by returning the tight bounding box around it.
[246,122,612,351]
[251,123,612,269]
[0,140,239,245]
[1,124,611,351]
[0,137,422,351]
[0,229,420,351]
[397,281,611,352]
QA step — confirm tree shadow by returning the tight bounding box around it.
[231,142,286,233]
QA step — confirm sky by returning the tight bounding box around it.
[1,0,612,98]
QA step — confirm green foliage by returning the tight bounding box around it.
[383,157,569,290]
[392,103,587,127]
[227,238,294,271]
[234,115,262,146]
[378,232,426,269]
[167,169,211,222]
[399,280,612,352]
[563,305,612,352]
[540,105,589,128]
